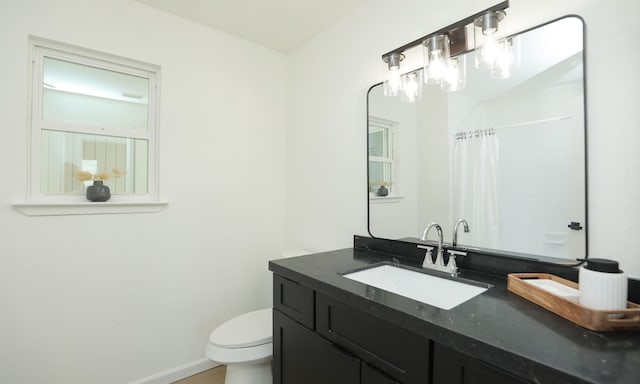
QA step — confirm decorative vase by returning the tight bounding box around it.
[376,185,389,197]
[86,180,111,202]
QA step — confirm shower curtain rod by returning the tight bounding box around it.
[455,128,495,140]
[454,116,571,140]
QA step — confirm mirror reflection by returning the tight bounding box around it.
[368,16,586,260]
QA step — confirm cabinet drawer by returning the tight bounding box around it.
[273,274,315,329]
[316,293,431,384]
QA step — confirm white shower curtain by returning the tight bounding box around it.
[453,134,500,249]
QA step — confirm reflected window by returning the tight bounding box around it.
[368,117,397,196]
[30,37,159,201]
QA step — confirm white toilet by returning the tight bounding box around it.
[205,308,273,384]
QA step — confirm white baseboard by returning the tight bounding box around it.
[128,358,219,384]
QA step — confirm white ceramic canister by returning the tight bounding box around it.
[579,258,628,311]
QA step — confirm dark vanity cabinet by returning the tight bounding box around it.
[273,273,530,384]
[273,274,401,384]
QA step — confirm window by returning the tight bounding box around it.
[25,37,161,211]
[368,117,398,197]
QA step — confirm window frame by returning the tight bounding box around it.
[368,116,399,198]
[23,36,163,212]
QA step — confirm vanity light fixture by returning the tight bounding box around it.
[380,1,510,101]
[382,52,405,96]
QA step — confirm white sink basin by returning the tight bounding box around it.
[342,264,489,310]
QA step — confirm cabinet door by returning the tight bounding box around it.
[273,274,315,329]
[433,343,530,384]
[316,293,430,384]
[273,309,360,384]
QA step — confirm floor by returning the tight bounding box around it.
[173,366,226,384]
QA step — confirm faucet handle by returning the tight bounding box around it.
[417,245,435,267]
[446,250,466,275]
[446,254,457,270]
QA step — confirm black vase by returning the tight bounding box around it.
[376,185,389,197]
[86,180,111,202]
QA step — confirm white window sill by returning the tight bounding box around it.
[13,201,169,216]
[369,195,405,203]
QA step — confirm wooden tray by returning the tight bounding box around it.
[507,273,640,332]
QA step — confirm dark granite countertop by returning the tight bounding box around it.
[269,247,640,384]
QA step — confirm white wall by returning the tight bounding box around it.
[417,86,452,236]
[286,0,640,278]
[0,1,286,383]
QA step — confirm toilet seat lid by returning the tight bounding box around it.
[209,308,272,349]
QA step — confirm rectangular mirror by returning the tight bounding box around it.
[368,16,586,261]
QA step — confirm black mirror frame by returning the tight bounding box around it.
[366,14,588,267]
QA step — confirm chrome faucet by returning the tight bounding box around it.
[421,222,444,267]
[452,218,470,247]
[419,222,465,276]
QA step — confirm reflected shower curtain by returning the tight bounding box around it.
[453,134,500,249]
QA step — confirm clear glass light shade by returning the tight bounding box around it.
[442,55,466,92]
[474,11,506,69]
[423,35,450,85]
[491,36,521,79]
[383,53,405,96]
[400,71,423,102]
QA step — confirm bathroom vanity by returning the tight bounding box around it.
[270,4,640,383]
[269,237,640,384]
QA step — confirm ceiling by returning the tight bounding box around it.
[133,0,366,53]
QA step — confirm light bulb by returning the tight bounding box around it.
[474,10,506,69]
[428,51,445,82]
[443,61,459,89]
[383,52,405,96]
[476,34,498,69]
[423,35,450,85]
[442,56,466,92]
[401,71,423,103]
[491,39,514,79]
[388,66,401,93]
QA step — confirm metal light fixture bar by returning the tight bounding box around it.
[381,1,509,61]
